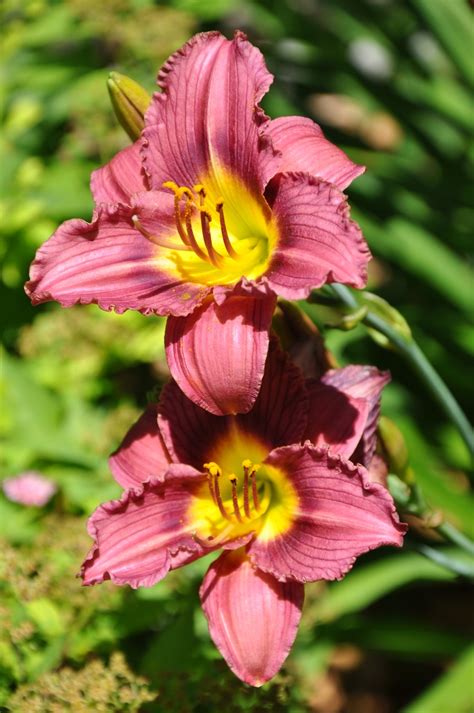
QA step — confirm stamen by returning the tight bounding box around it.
[241,460,251,519]
[230,477,243,522]
[213,471,232,522]
[131,215,189,250]
[193,184,206,197]
[250,465,261,512]
[200,209,224,268]
[172,194,193,247]
[183,200,210,262]
[216,199,239,259]
[207,472,217,504]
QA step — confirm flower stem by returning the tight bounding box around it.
[437,521,474,557]
[416,544,474,580]
[324,284,474,458]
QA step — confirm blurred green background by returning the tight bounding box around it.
[1,0,473,710]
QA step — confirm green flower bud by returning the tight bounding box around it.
[107,72,151,141]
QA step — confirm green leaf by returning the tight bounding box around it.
[312,552,455,623]
[356,213,474,315]
[25,599,65,638]
[411,0,474,88]
[403,645,474,713]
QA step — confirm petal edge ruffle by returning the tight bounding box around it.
[248,444,406,583]
[265,173,371,299]
[81,476,206,588]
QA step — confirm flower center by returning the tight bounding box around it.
[143,175,275,287]
[204,459,270,528]
[188,426,298,546]
[192,458,270,547]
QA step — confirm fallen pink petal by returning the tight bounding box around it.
[26,30,370,416]
[3,471,57,507]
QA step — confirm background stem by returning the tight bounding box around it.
[326,284,474,458]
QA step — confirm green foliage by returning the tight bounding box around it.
[1,0,472,710]
[403,645,474,713]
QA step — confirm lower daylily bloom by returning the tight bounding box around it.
[81,343,406,685]
[26,30,370,416]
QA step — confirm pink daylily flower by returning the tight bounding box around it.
[2,471,57,507]
[26,31,370,416]
[81,342,405,686]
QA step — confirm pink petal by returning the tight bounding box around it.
[142,31,274,194]
[109,405,171,489]
[322,366,390,466]
[248,444,406,583]
[81,475,206,588]
[262,116,365,191]
[304,383,369,459]
[159,337,307,468]
[90,142,148,205]
[200,550,304,686]
[165,293,276,416]
[2,471,56,507]
[366,453,389,487]
[265,173,371,299]
[25,204,206,317]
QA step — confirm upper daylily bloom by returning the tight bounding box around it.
[81,342,405,686]
[26,30,370,416]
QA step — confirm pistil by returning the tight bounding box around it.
[131,215,189,250]
[230,477,243,522]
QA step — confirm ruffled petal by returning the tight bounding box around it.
[165,293,276,416]
[304,383,369,459]
[90,142,148,205]
[265,173,371,299]
[158,337,306,468]
[81,475,206,588]
[322,366,390,466]
[25,205,207,317]
[109,405,171,489]
[262,117,365,190]
[200,550,304,686]
[142,31,274,194]
[248,444,406,583]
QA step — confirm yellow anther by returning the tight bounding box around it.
[162,180,179,192]
[204,461,221,477]
[162,181,193,200]
[198,206,213,220]
[242,459,253,470]
[193,184,206,195]
[251,464,261,474]
[216,196,224,208]
[229,474,237,484]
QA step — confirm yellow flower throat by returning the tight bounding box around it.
[189,429,299,545]
[134,173,276,286]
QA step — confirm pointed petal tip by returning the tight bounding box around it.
[200,551,303,686]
